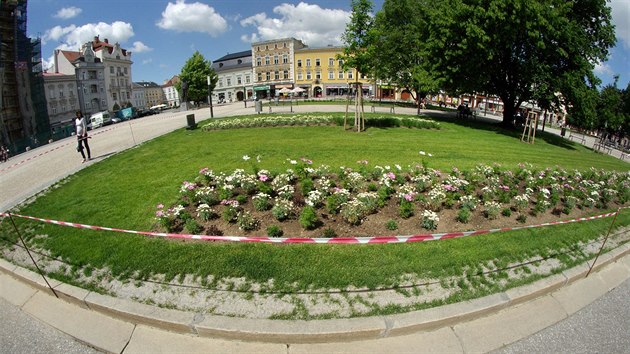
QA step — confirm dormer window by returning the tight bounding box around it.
[237,59,242,64]
[219,63,223,68]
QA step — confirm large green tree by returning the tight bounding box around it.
[177,51,218,106]
[372,0,439,115]
[425,0,616,127]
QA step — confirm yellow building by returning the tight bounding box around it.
[294,47,372,98]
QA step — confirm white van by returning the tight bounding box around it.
[89,111,111,129]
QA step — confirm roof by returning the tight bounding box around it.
[214,50,252,63]
[91,36,129,56]
[61,50,81,63]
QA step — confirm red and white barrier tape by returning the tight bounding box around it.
[0,210,620,244]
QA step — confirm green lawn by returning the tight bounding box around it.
[1,111,628,298]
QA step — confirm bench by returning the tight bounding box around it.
[568,132,586,144]
[593,141,612,154]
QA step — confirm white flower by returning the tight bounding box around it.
[419,151,426,156]
[242,155,250,161]
[290,160,297,165]
[428,153,433,157]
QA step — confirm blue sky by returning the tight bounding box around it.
[28,0,629,89]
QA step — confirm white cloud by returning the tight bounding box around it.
[157,0,227,36]
[594,61,614,76]
[240,2,351,47]
[142,58,153,65]
[53,6,82,20]
[130,41,152,53]
[610,0,630,49]
[42,21,135,51]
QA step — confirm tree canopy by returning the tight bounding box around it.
[423,0,616,126]
[177,51,218,105]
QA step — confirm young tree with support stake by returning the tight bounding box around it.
[339,0,375,132]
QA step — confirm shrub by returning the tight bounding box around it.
[184,219,202,234]
[326,189,350,214]
[252,193,271,211]
[236,194,248,205]
[457,208,472,223]
[516,214,527,223]
[385,220,398,231]
[266,225,284,237]
[322,228,337,238]
[399,200,414,219]
[483,201,501,220]
[340,200,367,225]
[460,195,478,211]
[421,210,439,230]
[237,211,259,231]
[300,178,314,197]
[299,206,319,230]
[501,208,512,217]
[196,204,217,221]
[272,199,294,221]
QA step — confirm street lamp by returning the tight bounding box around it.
[244,85,247,108]
[207,75,214,118]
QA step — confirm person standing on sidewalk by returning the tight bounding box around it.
[75,111,91,163]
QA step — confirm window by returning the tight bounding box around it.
[88,70,97,79]
[113,93,117,100]
[297,59,302,67]
[124,67,128,75]
[329,58,334,66]
[237,76,242,85]
[227,78,231,86]
[274,55,279,65]
[100,84,104,92]
[127,92,131,100]
[297,72,303,80]
[283,54,288,64]
[306,59,311,67]
[316,71,321,80]
[110,67,114,74]
[246,75,251,83]
[90,84,98,93]
[328,71,334,79]
[59,89,64,98]
[338,59,344,67]
[274,71,279,80]
[257,46,260,52]
[274,44,278,49]
[283,70,289,79]
[266,72,270,81]
[338,70,344,79]
[315,58,320,67]
[218,79,222,87]
[347,71,354,79]
[257,73,262,81]
[49,86,55,98]
[306,71,312,80]
[256,57,262,66]
[283,42,287,48]
[237,59,242,64]
[102,99,106,107]
[265,55,270,65]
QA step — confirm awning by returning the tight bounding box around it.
[253,85,270,91]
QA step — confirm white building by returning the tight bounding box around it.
[90,36,133,111]
[162,75,180,107]
[43,72,80,130]
[131,82,147,110]
[212,50,253,103]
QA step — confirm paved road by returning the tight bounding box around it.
[0,103,628,352]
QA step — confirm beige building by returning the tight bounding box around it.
[43,73,80,133]
[294,46,372,99]
[136,81,165,108]
[90,36,133,111]
[251,38,306,99]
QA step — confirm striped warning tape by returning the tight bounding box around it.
[0,210,621,244]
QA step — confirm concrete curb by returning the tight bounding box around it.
[1,244,628,344]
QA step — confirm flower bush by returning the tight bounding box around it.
[154,160,630,237]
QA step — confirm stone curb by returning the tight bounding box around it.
[1,245,629,344]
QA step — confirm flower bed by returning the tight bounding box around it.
[200,113,440,131]
[154,157,630,238]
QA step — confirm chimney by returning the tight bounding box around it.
[94,35,99,42]
[104,38,109,44]
[54,49,59,73]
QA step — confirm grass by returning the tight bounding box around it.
[1,111,629,295]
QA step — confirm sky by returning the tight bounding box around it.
[26,0,629,89]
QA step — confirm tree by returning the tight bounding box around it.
[339,0,375,132]
[596,76,626,135]
[373,0,439,115]
[177,51,218,106]
[425,0,616,127]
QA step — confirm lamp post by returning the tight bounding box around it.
[207,75,214,118]
[244,85,247,108]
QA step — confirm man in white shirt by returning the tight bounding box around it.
[75,111,91,162]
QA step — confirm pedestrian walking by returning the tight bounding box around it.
[0,145,8,163]
[75,111,91,162]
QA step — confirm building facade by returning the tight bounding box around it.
[162,75,180,108]
[136,81,165,108]
[131,83,147,110]
[251,38,306,99]
[0,0,50,153]
[43,73,80,131]
[91,36,133,111]
[54,43,109,118]
[212,50,253,103]
[294,46,372,99]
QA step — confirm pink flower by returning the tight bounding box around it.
[499,185,510,191]
[357,160,369,165]
[199,167,209,175]
[155,210,164,217]
[259,174,269,182]
[387,172,396,180]
[404,193,414,202]
[300,157,313,165]
[157,204,164,209]
[443,184,456,192]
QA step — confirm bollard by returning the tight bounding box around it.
[186,114,197,130]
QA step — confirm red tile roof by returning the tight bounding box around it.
[61,50,81,63]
